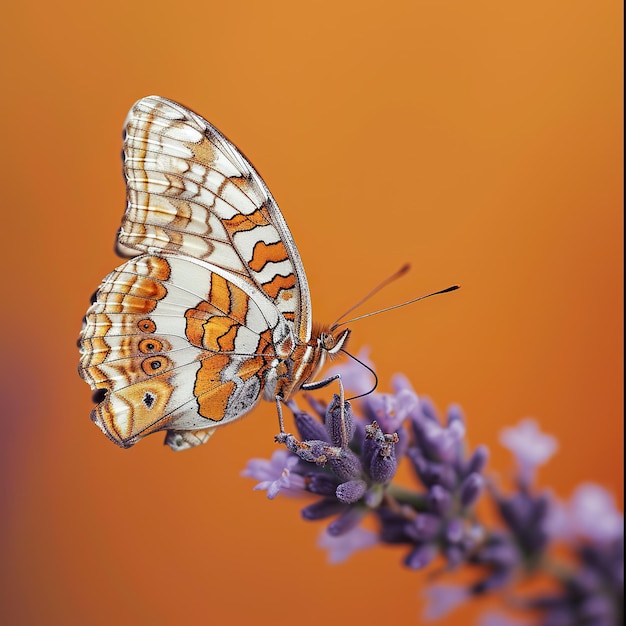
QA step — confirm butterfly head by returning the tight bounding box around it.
[318,327,351,357]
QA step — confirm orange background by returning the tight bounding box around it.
[1,1,622,624]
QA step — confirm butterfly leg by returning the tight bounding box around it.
[275,394,287,434]
[301,374,350,448]
[274,374,351,454]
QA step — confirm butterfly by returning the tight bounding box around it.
[78,96,350,451]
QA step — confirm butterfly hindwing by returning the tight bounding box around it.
[79,253,294,448]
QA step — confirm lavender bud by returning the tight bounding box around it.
[336,480,367,504]
[301,498,347,520]
[498,493,532,537]
[471,568,512,594]
[304,472,338,496]
[476,542,519,568]
[329,448,363,481]
[530,493,550,525]
[463,445,489,477]
[418,397,439,423]
[394,426,409,460]
[325,395,354,447]
[444,545,466,568]
[445,518,465,543]
[404,543,438,570]
[407,447,457,489]
[293,409,330,443]
[378,509,412,543]
[369,444,398,484]
[406,514,442,542]
[407,447,429,484]
[446,403,465,427]
[460,473,484,508]
[429,485,452,516]
[579,595,614,621]
[327,506,366,536]
[351,419,367,454]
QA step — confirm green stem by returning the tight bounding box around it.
[386,484,430,510]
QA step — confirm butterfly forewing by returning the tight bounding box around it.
[119,96,311,342]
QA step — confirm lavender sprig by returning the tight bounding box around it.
[242,358,623,625]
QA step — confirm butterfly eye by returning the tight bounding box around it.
[320,333,335,351]
[139,339,163,353]
[138,319,157,333]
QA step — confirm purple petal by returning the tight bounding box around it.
[405,542,438,570]
[242,450,305,498]
[422,583,468,620]
[391,373,415,395]
[318,525,378,564]
[568,483,624,543]
[363,387,418,433]
[327,506,367,536]
[499,419,558,480]
[413,409,465,463]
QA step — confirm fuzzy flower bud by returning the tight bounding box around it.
[325,395,354,448]
[336,480,367,504]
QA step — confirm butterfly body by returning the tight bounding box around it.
[79,96,348,450]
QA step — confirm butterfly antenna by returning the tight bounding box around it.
[332,284,460,330]
[330,263,411,331]
[340,348,380,401]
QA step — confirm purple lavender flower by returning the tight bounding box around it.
[525,483,624,626]
[388,396,488,571]
[240,357,623,625]
[500,419,558,485]
[241,449,306,499]
[242,383,405,564]
[566,483,624,544]
[361,373,419,434]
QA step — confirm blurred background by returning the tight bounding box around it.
[1,1,622,624]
